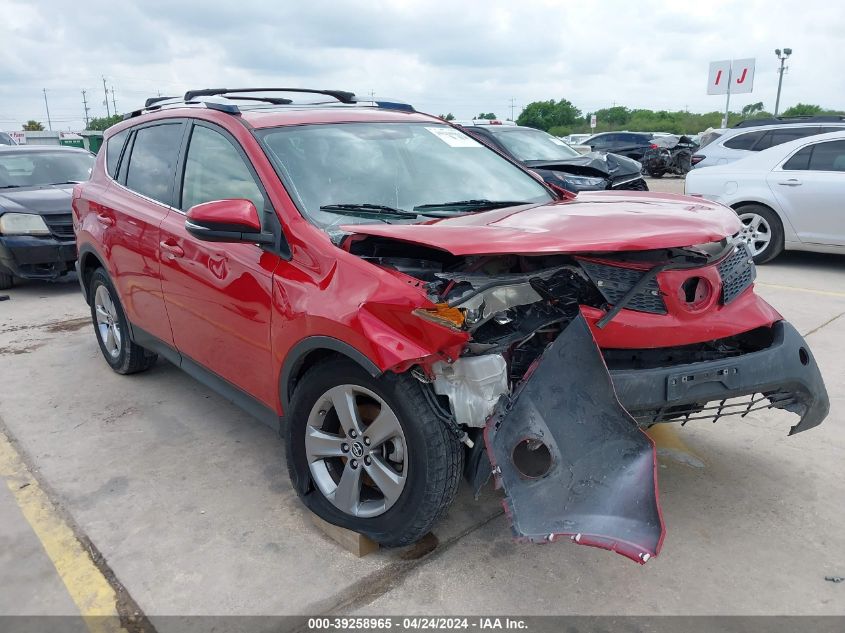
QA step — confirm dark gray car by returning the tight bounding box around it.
[0,146,94,289]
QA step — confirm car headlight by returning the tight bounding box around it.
[0,213,51,236]
[562,174,607,188]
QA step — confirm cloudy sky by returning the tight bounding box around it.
[1,0,841,131]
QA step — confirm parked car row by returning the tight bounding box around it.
[456,120,648,192]
[64,88,828,563]
[686,130,845,263]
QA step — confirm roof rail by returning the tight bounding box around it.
[733,115,845,128]
[122,89,416,121]
[183,88,357,103]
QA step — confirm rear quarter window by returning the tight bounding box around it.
[105,129,129,178]
[723,130,766,150]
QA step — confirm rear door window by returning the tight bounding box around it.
[124,123,185,206]
[808,140,845,171]
[782,146,813,170]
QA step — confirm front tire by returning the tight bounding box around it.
[286,359,463,547]
[735,204,784,264]
[89,268,157,374]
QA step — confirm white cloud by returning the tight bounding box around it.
[0,0,840,130]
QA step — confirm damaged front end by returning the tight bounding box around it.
[348,235,829,562]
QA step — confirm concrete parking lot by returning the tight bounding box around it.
[1,178,843,629]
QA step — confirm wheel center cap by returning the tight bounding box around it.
[351,442,364,458]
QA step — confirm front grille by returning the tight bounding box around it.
[43,213,75,239]
[579,260,667,314]
[718,243,756,304]
[626,391,798,427]
[612,178,649,191]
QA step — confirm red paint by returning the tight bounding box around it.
[735,68,748,84]
[187,199,261,231]
[74,104,773,421]
[343,191,741,255]
[715,69,723,85]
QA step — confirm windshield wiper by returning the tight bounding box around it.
[413,199,531,212]
[319,203,420,219]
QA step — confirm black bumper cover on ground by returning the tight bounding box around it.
[485,315,664,563]
[484,316,828,563]
[0,235,76,280]
[610,320,829,436]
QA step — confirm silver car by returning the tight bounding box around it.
[685,131,845,263]
[691,122,845,169]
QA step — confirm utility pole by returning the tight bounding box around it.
[110,86,118,116]
[509,97,516,121]
[774,48,792,116]
[81,90,91,128]
[102,76,111,117]
[42,88,53,130]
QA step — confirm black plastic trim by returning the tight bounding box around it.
[610,320,829,435]
[280,336,382,411]
[130,325,281,433]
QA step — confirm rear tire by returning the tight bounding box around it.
[647,169,665,178]
[735,204,784,264]
[0,270,12,290]
[286,359,463,547]
[89,268,157,374]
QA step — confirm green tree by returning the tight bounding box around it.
[439,113,455,121]
[741,102,765,118]
[517,99,581,131]
[23,120,44,131]
[780,103,823,117]
[593,106,630,127]
[86,114,123,131]
[476,112,497,120]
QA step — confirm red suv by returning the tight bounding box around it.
[73,89,828,563]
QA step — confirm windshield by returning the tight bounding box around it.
[257,122,552,227]
[485,127,580,162]
[0,150,94,188]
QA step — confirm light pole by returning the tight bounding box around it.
[774,47,792,116]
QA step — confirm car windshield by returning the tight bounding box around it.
[0,150,94,188]
[485,127,581,161]
[257,122,552,228]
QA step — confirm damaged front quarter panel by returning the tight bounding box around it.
[485,313,665,564]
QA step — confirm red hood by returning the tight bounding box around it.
[342,191,741,255]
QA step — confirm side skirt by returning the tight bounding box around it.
[130,324,283,434]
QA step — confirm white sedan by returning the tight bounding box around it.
[685,131,845,263]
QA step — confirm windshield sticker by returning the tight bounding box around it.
[425,127,483,148]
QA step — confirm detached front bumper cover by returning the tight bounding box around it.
[485,314,665,564]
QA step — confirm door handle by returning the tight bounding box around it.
[96,213,115,227]
[159,241,185,259]
[777,179,802,186]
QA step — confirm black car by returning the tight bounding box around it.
[458,123,648,192]
[0,146,94,289]
[581,131,654,162]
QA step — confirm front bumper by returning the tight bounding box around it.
[610,320,829,436]
[0,235,77,280]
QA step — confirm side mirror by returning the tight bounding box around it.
[185,199,274,245]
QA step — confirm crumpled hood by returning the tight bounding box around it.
[0,185,74,216]
[342,191,741,256]
[525,151,642,181]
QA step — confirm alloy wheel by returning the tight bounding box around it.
[737,212,772,257]
[94,285,122,359]
[305,384,408,518]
